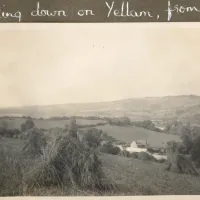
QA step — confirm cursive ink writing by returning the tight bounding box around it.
[105,1,154,18]
[0,5,21,22]
[31,2,67,17]
[166,0,200,21]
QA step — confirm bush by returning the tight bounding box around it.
[132,152,157,162]
[21,118,35,132]
[182,134,193,148]
[130,152,139,159]
[82,128,103,148]
[106,117,131,126]
[0,127,5,137]
[0,128,21,138]
[68,117,78,138]
[24,134,115,192]
[191,136,200,167]
[0,147,23,196]
[133,120,162,132]
[100,143,121,155]
[119,150,131,157]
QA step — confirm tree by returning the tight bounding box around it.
[68,117,78,138]
[20,118,35,132]
[0,120,8,129]
[164,123,171,132]
[122,117,131,125]
[20,123,26,132]
[25,118,35,130]
[83,128,103,148]
[181,134,193,154]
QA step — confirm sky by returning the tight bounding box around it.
[0,24,200,107]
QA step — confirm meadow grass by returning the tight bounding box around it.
[90,124,180,148]
[101,153,200,195]
[1,135,200,196]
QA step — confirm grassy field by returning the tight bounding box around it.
[83,124,181,148]
[1,138,200,195]
[0,117,181,148]
[0,118,106,130]
[101,154,200,195]
[0,137,25,150]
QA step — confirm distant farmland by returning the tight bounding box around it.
[0,117,181,148]
[0,118,106,130]
[83,124,181,148]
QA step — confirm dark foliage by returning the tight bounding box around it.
[100,143,121,155]
[82,128,103,148]
[133,120,162,132]
[106,117,131,126]
[191,136,200,167]
[20,118,35,132]
[0,128,21,138]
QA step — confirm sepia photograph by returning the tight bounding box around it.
[1,24,200,196]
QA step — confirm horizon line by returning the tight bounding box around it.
[0,94,199,109]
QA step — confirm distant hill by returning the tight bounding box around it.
[1,95,200,123]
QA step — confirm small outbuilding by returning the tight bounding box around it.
[136,140,148,148]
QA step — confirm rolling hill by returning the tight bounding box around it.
[1,95,200,123]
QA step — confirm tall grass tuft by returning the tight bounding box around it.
[24,133,115,193]
[0,147,23,196]
[22,128,47,157]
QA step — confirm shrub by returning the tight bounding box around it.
[130,152,139,159]
[0,120,8,130]
[181,134,193,154]
[119,150,131,158]
[133,120,162,132]
[20,118,35,132]
[2,128,21,138]
[82,128,103,148]
[134,152,157,162]
[0,127,5,137]
[156,158,166,163]
[68,117,78,138]
[100,143,121,155]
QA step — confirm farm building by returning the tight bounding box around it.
[136,140,148,148]
[126,141,147,153]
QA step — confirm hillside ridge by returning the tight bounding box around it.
[1,95,200,122]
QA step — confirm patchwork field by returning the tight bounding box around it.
[85,124,181,148]
[0,118,106,129]
[0,117,181,149]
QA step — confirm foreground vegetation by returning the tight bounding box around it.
[101,154,200,195]
[1,137,200,196]
[0,118,115,196]
[1,116,200,196]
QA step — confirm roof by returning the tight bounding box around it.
[136,140,148,145]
